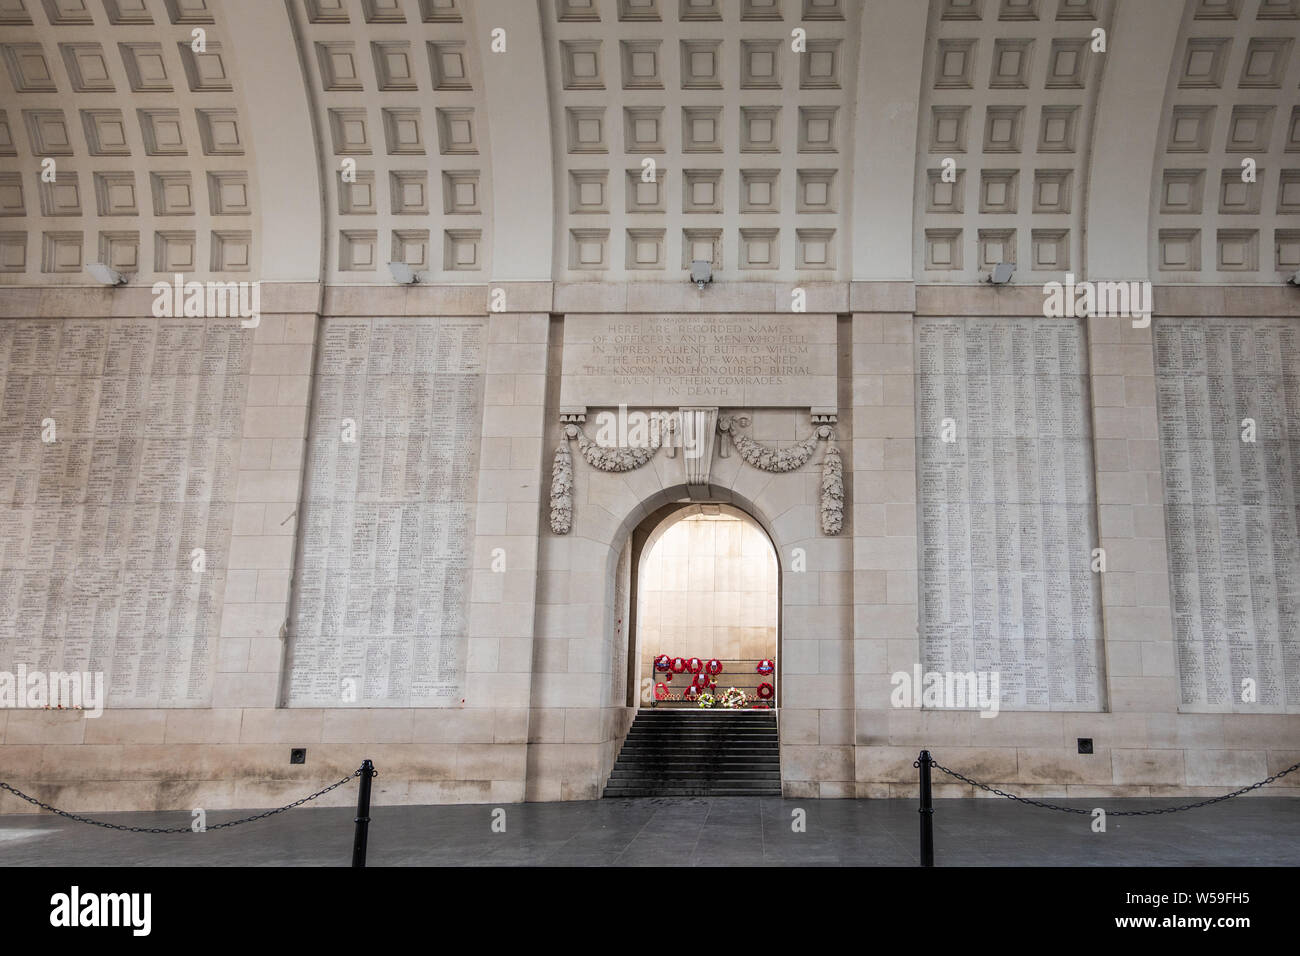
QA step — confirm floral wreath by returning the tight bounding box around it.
[697,693,716,709]
[683,684,700,700]
[654,682,670,700]
[688,657,703,674]
[654,655,672,672]
[672,657,687,673]
[756,659,775,676]
[757,682,774,700]
[706,659,723,675]
[719,687,747,709]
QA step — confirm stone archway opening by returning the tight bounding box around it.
[603,500,784,797]
[625,503,779,711]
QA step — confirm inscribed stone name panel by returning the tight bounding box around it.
[915,317,1105,712]
[0,318,249,707]
[1154,318,1300,714]
[285,317,485,707]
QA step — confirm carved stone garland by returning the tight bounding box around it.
[550,422,662,534]
[820,443,844,535]
[574,426,660,472]
[549,440,573,535]
[720,416,843,536]
[722,422,820,472]
[550,415,842,536]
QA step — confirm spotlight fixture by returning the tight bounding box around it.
[690,259,713,290]
[85,262,128,286]
[987,262,1015,285]
[1288,270,1300,287]
[387,261,428,285]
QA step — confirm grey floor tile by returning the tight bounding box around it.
[2,796,1295,867]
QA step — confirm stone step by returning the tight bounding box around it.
[636,719,776,724]
[626,723,777,730]
[624,713,776,726]
[632,724,776,729]
[631,712,774,717]
[623,736,778,744]
[626,724,776,730]
[621,743,777,750]
[603,780,774,785]
[610,766,781,777]
[614,751,778,759]
[636,712,775,719]
[608,780,781,788]
[624,734,776,737]
[629,718,776,724]
[623,738,778,744]
[617,749,779,758]
[620,737,778,743]
[604,786,782,797]
[618,754,778,762]
[614,765,778,773]
[603,709,781,798]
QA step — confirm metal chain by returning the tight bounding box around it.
[922,756,1300,816]
[0,770,361,833]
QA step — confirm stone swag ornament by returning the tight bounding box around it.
[718,415,820,472]
[549,413,843,537]
[549,419,664,534]
[720,416,843,536]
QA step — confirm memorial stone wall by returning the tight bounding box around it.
[285,317,486,708]
[1153,318,1300,714]
[0,319,249,709]
[915,317,1105,712]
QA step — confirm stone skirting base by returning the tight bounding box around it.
[1,737,1295,813]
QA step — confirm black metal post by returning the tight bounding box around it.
[352,759,375,868]
[917,750,935,867]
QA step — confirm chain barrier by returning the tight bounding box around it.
[921,755,1300,816]
[0,770,361,834]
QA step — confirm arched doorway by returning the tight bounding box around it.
[618,503,780,711]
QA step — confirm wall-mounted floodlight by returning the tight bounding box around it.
[1288,270,1300,287]
[986,262,1015,285]
[86,262,128,286]
[690,260,713,290]
[387,261,424,285]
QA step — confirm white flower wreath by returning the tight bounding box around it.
[719,687,747,709]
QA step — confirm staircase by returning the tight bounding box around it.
[603,709,781,797]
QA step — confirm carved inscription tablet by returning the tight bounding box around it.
[560,313,837,409]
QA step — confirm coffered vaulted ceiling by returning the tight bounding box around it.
[0,0,1295,286]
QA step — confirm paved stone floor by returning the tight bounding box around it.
[0,797,1296,866]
